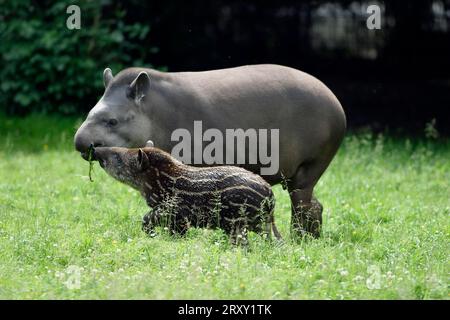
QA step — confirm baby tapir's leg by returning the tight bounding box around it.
[271,221,283,241]
[142,206,168,235]
[230,224,249,246]
[152,207,190,237]
[142,210,160,236]
[263,221,272,240]
[170,214,190,236]
[227,215,249,246]
[262,215,283,241]
[142,207,190,237]
[268,208,283,241]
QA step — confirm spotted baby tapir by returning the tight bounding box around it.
[91,143,282,245]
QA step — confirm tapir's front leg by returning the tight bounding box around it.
[290,190,323,238]
[287,170,323,238]
[142,210,161,236]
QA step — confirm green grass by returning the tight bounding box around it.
[0,114,449,299]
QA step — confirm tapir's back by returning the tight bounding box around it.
[172,65,324,110]
[164,64,346,180]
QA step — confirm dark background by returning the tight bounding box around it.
[1,0,449,134]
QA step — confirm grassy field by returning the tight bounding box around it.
[0,114,448,299]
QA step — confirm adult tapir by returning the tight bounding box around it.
[74,64,346,238]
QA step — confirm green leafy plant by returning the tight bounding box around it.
[0,0,158,115]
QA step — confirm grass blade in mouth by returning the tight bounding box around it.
[88,144,94,182]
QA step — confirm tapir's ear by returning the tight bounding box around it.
[103,68,113,88]
[137,148,150,170]
[127,71,150,103]
[146,140,154,148]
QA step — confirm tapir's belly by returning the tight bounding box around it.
[154,65,346,183]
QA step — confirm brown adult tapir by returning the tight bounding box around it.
[74,64,346,238]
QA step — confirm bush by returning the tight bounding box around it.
[0,0,158,115]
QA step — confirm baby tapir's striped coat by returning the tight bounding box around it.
[92,146,281,244]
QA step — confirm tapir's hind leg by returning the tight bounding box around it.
[287,156,331,239]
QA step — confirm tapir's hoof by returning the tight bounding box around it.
[308,198,323,238]
[291,198,323,239]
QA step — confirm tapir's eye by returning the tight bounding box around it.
[108,119,118,126]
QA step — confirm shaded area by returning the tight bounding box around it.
[1,1,449,134]
[141,0,450,134]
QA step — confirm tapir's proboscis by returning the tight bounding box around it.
[74,64,346,237]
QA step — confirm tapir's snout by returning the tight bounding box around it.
[74,125,105,160]
[75,141,87,160]
[75,135,105,160]
[74,128,89,153]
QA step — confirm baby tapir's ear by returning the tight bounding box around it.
[137,148,150,170]
[146,140,154,147]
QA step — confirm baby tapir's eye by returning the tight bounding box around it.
[108,119,118,126]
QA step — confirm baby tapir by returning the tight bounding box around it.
[91,145,282,244]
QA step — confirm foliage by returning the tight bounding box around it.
[0,115,448,299]
[0,0,157,115]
